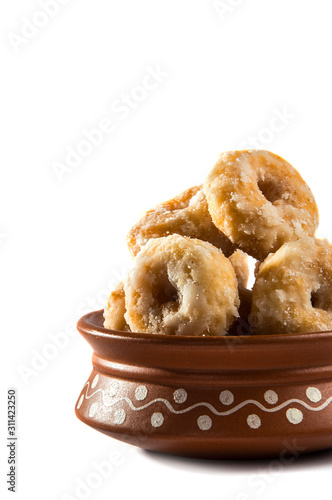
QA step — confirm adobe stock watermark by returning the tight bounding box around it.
[213,0,245,21]
[61,449,125,500]
[237,107,296,149]
[51,64,169,182]
[234,439,306,500]
[17,266,128,385]
[7,0,72,54]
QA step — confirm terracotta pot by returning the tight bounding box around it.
[75,310,332,459]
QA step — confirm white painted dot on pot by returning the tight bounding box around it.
[197,415,212,431]
[286,408,303,425]
[91,374,99,389]
[89,403,97,418]
[264,390,278,405]
[113,409,126,425]
[77,395,84,409]
[219,390,234,406]
[247,414,261,429]
[173,388,187,404]
[135,385,148,401]
[306,387,322,403]
[109,381,119,397]
[151,412,164,428]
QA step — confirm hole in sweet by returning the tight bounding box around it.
[257,178,283,204]
[311,290,320,309]
[310,287,331,311]
[155,280,178,305]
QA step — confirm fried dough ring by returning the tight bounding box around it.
[124,234,239,336]
[103,249,246,333]
[127,185,235,258]
[103,251,248,332]
[103,282,130,331]
[249,237,332,335]
[204,150,319,260]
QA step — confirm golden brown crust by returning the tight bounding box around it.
[229,249,249,288]
[204,150,319,260]
[126,185,235,258]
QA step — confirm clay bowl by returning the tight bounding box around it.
[75,310,332,460]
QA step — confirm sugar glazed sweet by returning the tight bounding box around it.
[124,235,239,336]
[103,149,331,336]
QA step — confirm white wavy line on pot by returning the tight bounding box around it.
[82,381,103,400]
[101,395,332,416]
[82,381,332,416]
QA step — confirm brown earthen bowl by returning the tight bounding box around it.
[75,310,332,459]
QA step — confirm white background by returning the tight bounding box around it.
[1,0,332,499]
